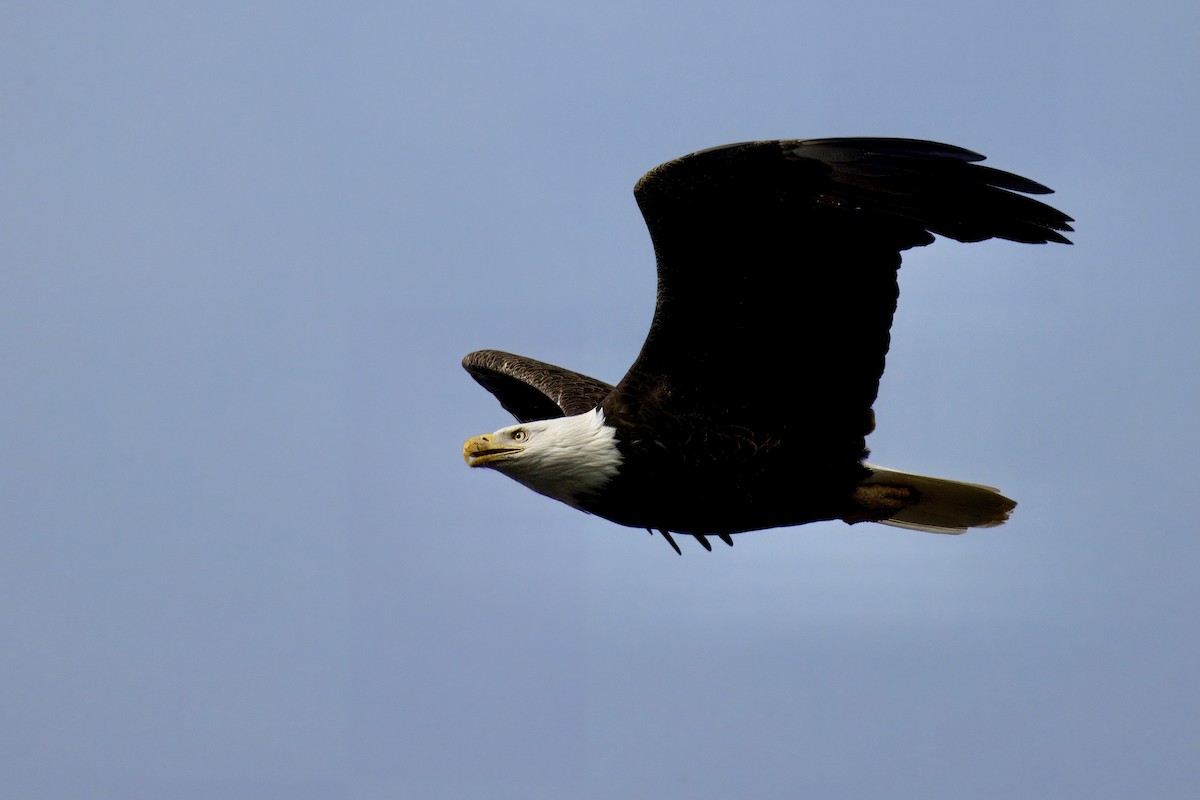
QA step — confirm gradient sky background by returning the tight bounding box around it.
[4,2,1199,798]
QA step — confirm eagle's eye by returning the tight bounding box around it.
[511,430,528,442]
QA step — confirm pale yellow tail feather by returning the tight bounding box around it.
[861,464,1017,534]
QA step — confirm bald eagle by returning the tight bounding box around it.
[461,139,1071,553]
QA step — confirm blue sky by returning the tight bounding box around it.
[3,1,1199,798]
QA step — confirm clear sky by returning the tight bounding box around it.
[3,1,1199,798]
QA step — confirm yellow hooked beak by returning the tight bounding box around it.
[462,433,522,467]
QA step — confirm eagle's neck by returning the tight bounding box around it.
[507,409,623,508]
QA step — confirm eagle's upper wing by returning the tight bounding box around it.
[605,139,1072,464]
[462,349,614,423]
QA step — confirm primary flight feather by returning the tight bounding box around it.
[461,139,1072,553]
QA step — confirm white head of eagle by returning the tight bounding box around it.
[462,408,623,508]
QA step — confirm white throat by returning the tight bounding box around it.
[495,409,622,507]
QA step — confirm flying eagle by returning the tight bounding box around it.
[461,139,1071,553]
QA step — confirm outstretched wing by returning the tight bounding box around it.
[605,139,1072,466]
[462,349,614,423]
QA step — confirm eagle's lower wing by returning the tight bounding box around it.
[607,139,1072,462]
[462,350,614,423]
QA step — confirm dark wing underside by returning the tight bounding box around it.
[462,349,614,423]
[604,139,1072,473]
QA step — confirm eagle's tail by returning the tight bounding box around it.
[857,464,1017,534]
